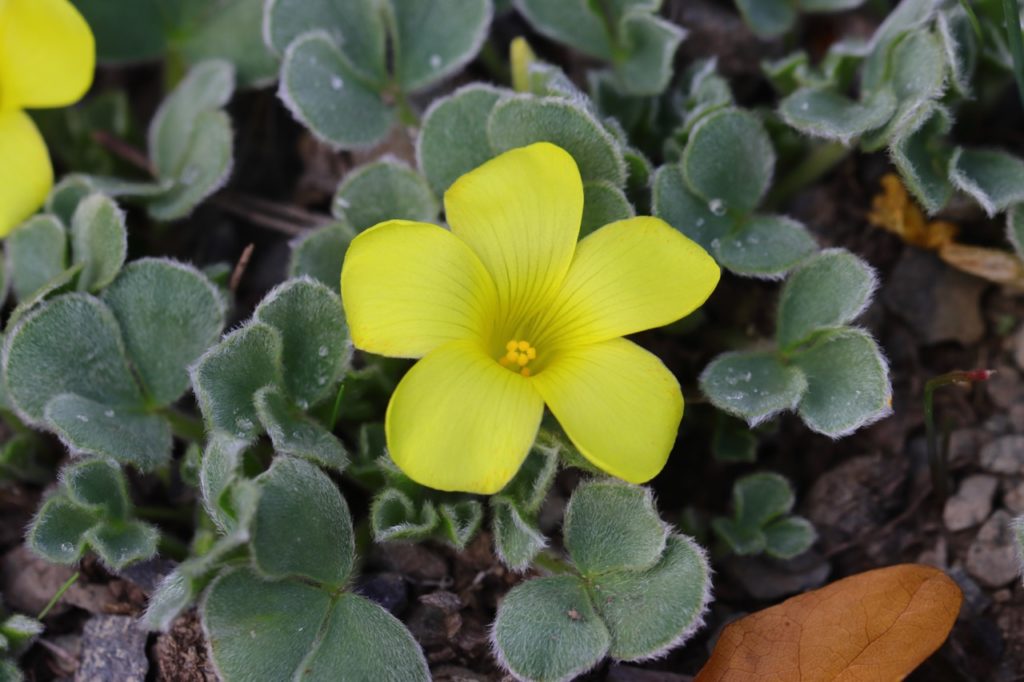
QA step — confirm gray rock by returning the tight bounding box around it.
[985,366,1024,410]
[75,615,148,682]
[943,475,998,531]
[882,249,986,345]
[724,550,831,601]
[1003,478,1024,514]
[980,435,1024,475]
[1010,404,1024,433]
[916,536,948,568]
[947,428,990,468]
[966,511,1021,588]
[948,566,992,619]
[1013,325,1024,371]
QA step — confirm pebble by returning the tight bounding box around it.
[947,428,990,468]
[980,435,1024,475]
[354,572,408,615]
[986,366,1024,410]
[76,615,149,682]
[966,511,1021,588]
[943,475,998,531]
[1013,325,1024,371]
[1010,404,1024,433]
[1004,479,1024,514]
[917,536,949,568]
[724,551,831,601]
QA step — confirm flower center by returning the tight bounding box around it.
[499,339,537,377]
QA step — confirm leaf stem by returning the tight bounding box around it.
[532,550,576,576]
[763,141,849,211]
[1003,0,1024,110]
[159,409,206,442]
[924,370,994,503]
[37,571,79,620]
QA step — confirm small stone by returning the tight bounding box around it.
[947,567,991,618]
[966,511,1021,588]
[724,550,831,601]
[947,428,990,468]
[916,536,948,568]
[1004,479,1024,514]
[943,475,998,531]
[1013,325,1024,371]
[994,589,1013,603]
[986,365,1024,409]
[1010,404,1024,433]
[882,249,986,345]
[366,542,448,584]
[76,615,148,682]
[354,572,408,615]
[980,435,1024,475]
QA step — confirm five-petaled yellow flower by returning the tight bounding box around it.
[0,0,95,235]
[341,143,720,494]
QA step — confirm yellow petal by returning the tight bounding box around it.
[341,220,499,358]
[536,216,720,349]
[0,0,95,109]
[0,110,52,236]
[445,142,583,335]
[386,340,544,494]
[532,337,683,483]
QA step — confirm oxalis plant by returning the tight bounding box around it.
[16,0,1010,680]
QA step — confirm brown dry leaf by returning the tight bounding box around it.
[868,174,958,250]
[695,564,962,682]
[938,242,1024,288]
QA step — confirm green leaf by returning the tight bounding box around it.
[488,95,627,186]
[253,278,351,409]
[712,413,758,463]
[683,108,775,215]
[776,249,877,349]
[27,495,98,564]
[45,394,173,471]
[700,350,807,425]
[793,328,892,437]
[3,294,142,424]
[333,160,439,231]
[191,322,284,440]
[5,215,67,302]
[498,442,560,514]
[199,433,250,533]
[299,593,429,681]
[564,480,667,576]
[71,0,168,62]
[513,0,613,59]
[651,164,730,252]
[438,500,484,549]
[580,181,634,238]
[417,84,503,196]
[950,147,1024,217]
[148,60,235,179]
[1007,204,1024,259]
[203,568,333,682]
[800,0,865,9]
[144,572,195,632]
[613,13,686,96]
[710,517,765,555]
[390,0,492,92]
[492,575,610,682]
[370,488,440,542]
[1,614,43,657]
[732,472,794,527]
[254,387,348,471]
[779,87,896,144]
[264,0,387,83]
[714,214,816,278]
[176,0,279,88]
[936,6,977,96]
[491,498,547,571]
[4,263,83,332]
[46,175,94,225]
[252,456,354,588]
[103,259,226,406]
[147,109,234,221]
[763,516,816,559]
[592,535,711,660]
[734,0,795,39]
[890,104,954,213]
[288,221,355,291]
[279,31,395,150]
[63,457,129,519]
[69,194,127,292]
[85,519,159,570]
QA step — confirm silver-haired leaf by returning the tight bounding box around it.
[254,386,348,471]
[333,160,439,230]
[288,221,355,291]
[950,147,1024,217]
[417,84,503,196]
[700,350,807,425]
[5,215,67,302]
[70,194,127,292]
[390,0,492,92]
[714,214,816,279]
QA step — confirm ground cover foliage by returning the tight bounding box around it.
[3,0,1024,679]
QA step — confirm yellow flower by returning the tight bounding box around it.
[341,143,720,494]
[0,0,95,236]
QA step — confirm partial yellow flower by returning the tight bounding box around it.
[0,0,95,235]
[341,143,720,494]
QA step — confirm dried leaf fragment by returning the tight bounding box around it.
[696,563,962,682]
[868,174,957,250]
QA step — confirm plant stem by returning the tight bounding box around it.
[159,408,206,442]
[37,571,79,620]
[158,533,190,561]
[924,370,994,504]
[763,141,849,211]
[135,504,194,524]
[1003,0,1024,110]
[532,550,576,576]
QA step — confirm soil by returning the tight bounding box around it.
[4,1,1024,680]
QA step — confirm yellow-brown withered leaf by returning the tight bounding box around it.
[696,564,962,682]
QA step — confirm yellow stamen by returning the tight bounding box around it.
[499,338,538,376]
[520,367,531,377]
[506,340,518,352]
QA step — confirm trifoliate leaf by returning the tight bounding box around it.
[700,350,807,425]
[417,84,503,196]
[332,160,439,230]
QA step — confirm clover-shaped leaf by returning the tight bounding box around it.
[370,488,440,543]
[288,221,355,292]
[700,351,807,425]
[6,215,67,302]
[70,193,126,292]
[950,147,1024,217]
[890,104,953,213]
[332,159,439,231]
[712,473,815,560]
[779,87,896,144]
[255,387,348,471]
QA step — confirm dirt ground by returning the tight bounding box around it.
[4,1,1024,680]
